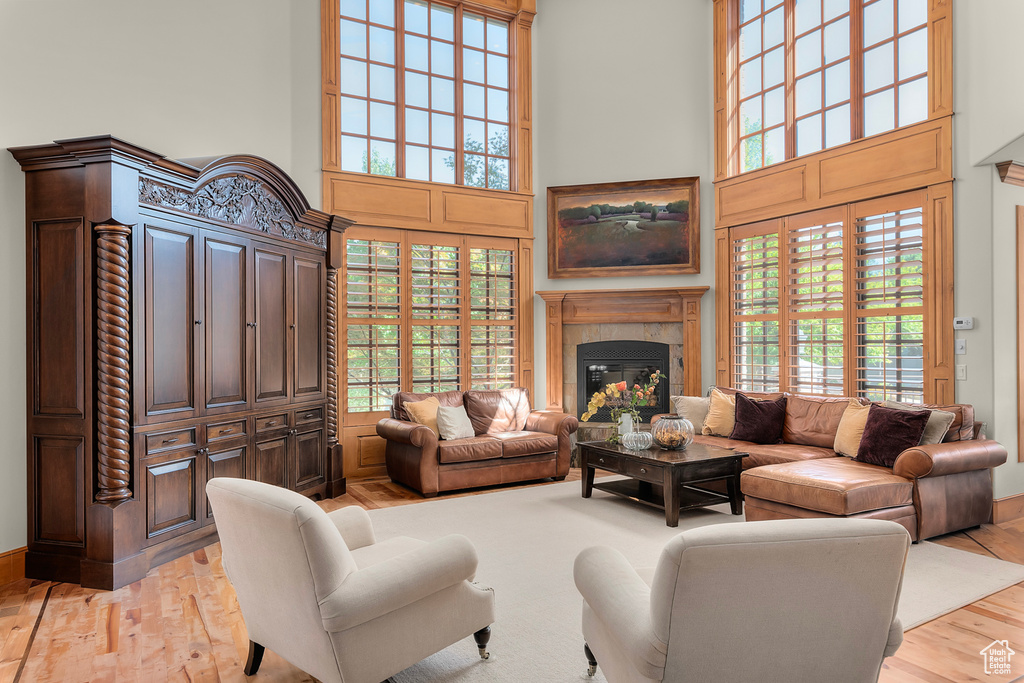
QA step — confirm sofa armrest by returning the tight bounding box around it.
[893,439,1007,479]
[525,410,579,436]
[319,534,479,632]
[326,506,376,550]
[376,417,437,448]
[574,546,668,674]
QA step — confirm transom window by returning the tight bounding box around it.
[338,0,513,189]
[734,0,929,174]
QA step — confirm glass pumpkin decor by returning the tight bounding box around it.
[621,416,653,450]
[651,415,694,450]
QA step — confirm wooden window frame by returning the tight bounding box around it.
[341,225,525,426]
[721,185,953,404]
[323,0,533,193]
[715,0,952,182]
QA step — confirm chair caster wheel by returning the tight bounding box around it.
[586,664,597,677]
[478,648,490,660]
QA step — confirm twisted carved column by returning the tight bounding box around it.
[95,224,133,504]
[326,267,339,445]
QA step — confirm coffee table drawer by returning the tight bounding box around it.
[621,457,660,483]
[589,451,624,473]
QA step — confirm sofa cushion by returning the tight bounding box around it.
[670,395,710,428]
[691,434,757,451]
[392,390,465,422]
[730,393,787,443]
[713,386,787,401]
[437,404,475,440]
[702,388,736,436]
[783,395,858,448]
[741,443,837,469]
[437,436,503,464]
[882,401,956,445]
[741,458,913,516]
[403,397,441,437]
[834,399,871,458]
[856,404,930,467]
[922,402,975,442]
[464,388,532,435]
[491,431,559,458]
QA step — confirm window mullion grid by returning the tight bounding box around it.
[783,0,796,161]
[395,0,406,177]
[454,3,465,186]
[850,0,865,140]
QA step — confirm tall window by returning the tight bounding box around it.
[343,228,517,414]
[338,0,513,189]
[730,191,926,402]
[733,0,929,174]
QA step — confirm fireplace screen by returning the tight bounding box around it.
[577,340,670,423]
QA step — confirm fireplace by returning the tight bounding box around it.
[577,340,671,423]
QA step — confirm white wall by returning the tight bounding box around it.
[0,0,323,553]
[531,0,716,406]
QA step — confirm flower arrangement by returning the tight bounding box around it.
[581,370,662,438]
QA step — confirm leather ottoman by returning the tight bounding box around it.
[741,458,920,540]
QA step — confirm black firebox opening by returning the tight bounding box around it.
[576,340,671,423]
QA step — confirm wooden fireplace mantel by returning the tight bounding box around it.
[536,287,710,411]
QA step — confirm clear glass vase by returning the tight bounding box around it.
[651,415,694,450]
[621,414,653,450]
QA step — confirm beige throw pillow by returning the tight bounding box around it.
[671,395,710,428]
[834,399,871,457]
[436,404,475,440]
[702,388,737,436]
[882,401,956,445]
[404,396,441,437]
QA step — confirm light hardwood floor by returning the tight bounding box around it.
[1,470,1022,682]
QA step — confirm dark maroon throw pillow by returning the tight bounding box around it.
[855,404,930,467]
[729,392,788,444]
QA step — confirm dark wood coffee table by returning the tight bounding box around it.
[579,441,749,527]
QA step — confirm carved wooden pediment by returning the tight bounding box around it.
[139,175,327,249]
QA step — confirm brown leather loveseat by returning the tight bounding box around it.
[680,388,1007,541]
[376,387,578,497]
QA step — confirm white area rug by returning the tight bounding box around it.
[368,479,1024,682]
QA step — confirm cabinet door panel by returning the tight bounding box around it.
[293,428,325,490]
[145,225,197,417]
[204,235,248,411]
[293,257,324,398]
[144,451,199,539]
[254,249,289,402]
[204,444,247,523]
[255,437,288,488]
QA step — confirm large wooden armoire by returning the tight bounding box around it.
[11,136,351,590]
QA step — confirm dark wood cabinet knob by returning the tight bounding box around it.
[194,319,203,325]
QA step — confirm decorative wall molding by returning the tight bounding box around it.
[997,161,1024,187]
[139,176,327,249]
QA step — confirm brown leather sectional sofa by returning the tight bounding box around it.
[686,390,1007,541]
[376,388,579,497]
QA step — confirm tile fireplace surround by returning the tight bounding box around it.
[536,288,709,416]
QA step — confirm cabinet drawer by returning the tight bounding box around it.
[256,413,289,433]
[588,451,623,474]
[207,419,247,442]
[621,457,660,483]
[146,428,197,454]
[294,407,323,426]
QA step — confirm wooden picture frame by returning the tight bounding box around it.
[547,177,700,279]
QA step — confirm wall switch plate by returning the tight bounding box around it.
[955,339,967,355]
[953,317,974,330]
[956,364,967,380]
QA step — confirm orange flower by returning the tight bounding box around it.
[615,381,627,391]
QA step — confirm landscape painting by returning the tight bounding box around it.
[547,177,700,278]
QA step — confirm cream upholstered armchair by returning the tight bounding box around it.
[574,518,910,683]
[206,478,495,683]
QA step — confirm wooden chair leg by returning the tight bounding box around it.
[244,640,265,676]
[473,626,491,659]
[584,642,598,677]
